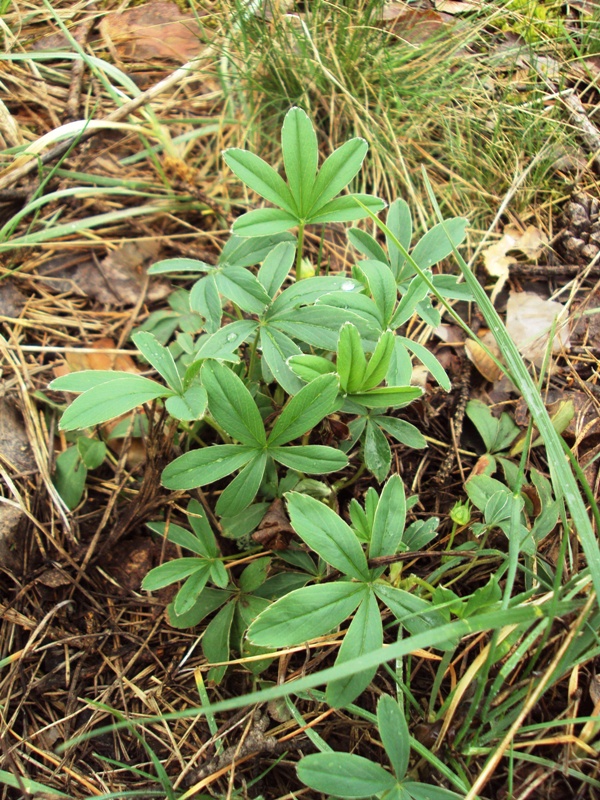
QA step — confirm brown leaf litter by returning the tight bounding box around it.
[99,1,207,63]
[39,240,167,305]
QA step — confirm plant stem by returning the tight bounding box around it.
[332,461,366,493]
[247,328,261,379]
[295,221,305,280]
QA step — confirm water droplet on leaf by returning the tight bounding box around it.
[341,281,355,291]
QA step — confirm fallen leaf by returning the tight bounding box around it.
[0,399,35,473]
[39,241,168,305]
[505,290,570,367]
[36,568,71,588]
[519,389,600,442]
[464,328,504,382]
[89,240,167,305]
[53,337,139,378]
[382,5,450,43]
[435,0,481,12]
[252,498,295,551]
[0,281,27,318]
[0,504,26,572]
[510,399,575,456]
[103,536,160,593]
[521,484,542,517]
[411,364,430,389]
[482,224,548,303]
[99,1,205,63]
[434,323,465,344]
[582,442,600,497]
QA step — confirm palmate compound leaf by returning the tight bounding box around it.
[307,194,386,225]
[373,583,454,647]
[337,323,367,393]
[350,386,423,409]
[215,451,268,517]
[219,232,296,268]
[348,226,388,264]
[296,752,397,799]
[364,419,391,483]
[141,558,209,592]
[361,330,395,391]
[174,564,212,615]
[247,582,367,648]
[268,275,362,315]
[355,260,398,327]
[369,474,406,559]
[147,520,208,556]
[387,197,413,279]
[409,217,468,273]
[260,326,304,396]
[257,240,297,298]
[50,370,141,392]
[232,208,300,237]
[268,445,348,474]
[402,783,464,800]
[164,384,207,422]
[215,267,271,314]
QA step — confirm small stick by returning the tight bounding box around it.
[66,10,97,121]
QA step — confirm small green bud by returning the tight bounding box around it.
[450,500,471,526]
[298,257,315,279]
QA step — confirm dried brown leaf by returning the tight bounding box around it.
[0,504,26,572]
[36,568,71,588]
[252,498,295,551]
[90,240,167,305]
[0,399,35,472]
[99,1,205,63]
[464,329,503,382]
[505,290,570,367]
[39,241,167,305]
[382,5,449,42]
[0,281,27,318]
[435,0,481,13]
[482,224,548,303]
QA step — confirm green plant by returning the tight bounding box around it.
[53,434,106,510]
[497,0,566,43]
[49,107,463,522]
[247,475,450,708]
[297,693,462,799]
[141,498,313,683]
[47,110,600,780]
[223,106,386,273]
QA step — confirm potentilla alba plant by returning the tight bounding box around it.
[49,106,470,651]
